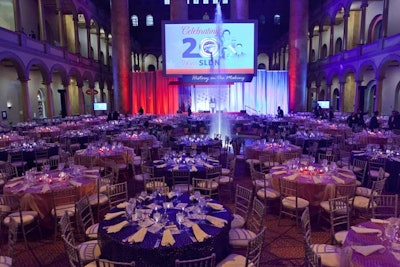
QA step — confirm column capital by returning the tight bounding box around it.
[375,75,385,81]
[361,0,369,8]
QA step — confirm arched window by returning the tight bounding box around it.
[259,15,266,25]
[257,63,266,69]
[333,88,340,111]
[146,15,154,26]
[164,0,170,4]
[335,38,342,54]
[131,15,138,27]
[321,44,328,59]
[203,0,209,3]
[368,15,383,43]
[274,14,281,25]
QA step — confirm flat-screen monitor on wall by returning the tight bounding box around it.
[162,20,257,76]
[317,101,330,109]
[94,102,107,111]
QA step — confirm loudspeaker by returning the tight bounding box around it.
[240,110,247,114]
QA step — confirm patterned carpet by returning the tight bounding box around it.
[3,160,337,267]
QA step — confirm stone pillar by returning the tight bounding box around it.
[105,35,110,65]
[20,79,32,121]
[90,87,95,115]
[97,29,101,61]
[63,82,71,116]
[44,82,55,118]
[38,0,46,41]
[111,0,131,113]
[329,21,334,55]
[99,87,105,102]
[318,28,323,60]
[282,47,286,70]
[86,25,91,58]
[230,0,249,20]
[73,14,80,54]
[339,82,345,112]
[359,0,368,45]
[278,49,282,69]
[170,0,188,20]
[382,0,389,38]
[326,84,332,101]
[56,0,65,47]
[77,83,85,114]
[315,82,321,101]
[108,88,114,112]
[343,12,349,51]
[308,32,314,62]
[289,0,308,112]
[354,80,362,112]
[13,0,22,32]
[375,76,384,112]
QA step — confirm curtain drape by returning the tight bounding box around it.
[131,70,178,115]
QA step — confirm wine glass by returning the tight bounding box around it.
[176,212,185,231]
[194,191,201,201]
[384,223,397,250]
[153,211,161,224]
[125,204,134,223]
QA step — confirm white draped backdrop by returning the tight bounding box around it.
[190,70,288,115]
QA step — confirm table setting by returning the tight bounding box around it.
[98,192,232,266]
[270,160,356,206]
[343,218,400,266]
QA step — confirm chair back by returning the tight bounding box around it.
[329,196,350,240]
[208,147,221,160]
[96,259,136,267]
[251,170,268,190]
[171,170,191,193]
[259,153,275,173]
[76,154,98,169]
[301,207,311,244]
[281,151,300,163]
[175,253,216,267]
[234,185,253,224]
[372,194,398,219]
[61,231,80,267]
[107,182,128,208]
[144,176,166,193]
[0,163,18,181]
[141,164,154,178]
[59,211,72,237]
[351,158,368,184]
[368,157,386,172]
[335,184,356,198]
[247,198,265,234]
[7,217,18,259]
[246,227,266,267]
[52,187,78,217]
[318,152,336,164]
[76,195,95,235]
[192,177,218,199]
[206,166,222,180]
[279,178,298,199]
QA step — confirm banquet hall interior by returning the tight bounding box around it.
[1,0,400,266]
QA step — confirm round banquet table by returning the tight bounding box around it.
[270,164,357,207]
[98,194,232,267]
[3,167,97,225]
[343,220,400,267]
[245,142,302,163]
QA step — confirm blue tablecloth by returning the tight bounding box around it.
[98,194,232,266]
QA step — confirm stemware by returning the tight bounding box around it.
[153,211,161,224]
[176,212,185,231]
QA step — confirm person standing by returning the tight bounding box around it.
[277,106,284,118]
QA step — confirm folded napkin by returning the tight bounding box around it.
[41,184,51,193]
[338,168,353,174]
[18,184,29,192]
[5,180,22,188]
[371,218,390,224]
[352,245,385,256]
[190,165,198,172]
[146,203,162,210]
[337,172,354,179]
[332,175,345,184]
[83,174,98,179]
[206,215,227,228]
[69,180,82,187]
[391,157,400,163]
[192,223,210,242]
[107,220,129,233]
[167,191,176,199]
[104,211,125,220]
[271,166,286,170]
[354,153,366,156]
[285,173,298,181]
[175,203,188,210]
[273,170,287,175]
[138,218,154,228]
[128,227,147,243]
[207,158,219,163]
[156,163,167,168]
[351,226,382,236]
[203,163,213,169]
[153,160,163,164]
[117,202,129,209]
[163,202,174,209]
[161,229,176,246]
[84,169,99,174]
[147,223,163,234]
[173,165,179,171]
[207,202,224,210]
[313,176,322,184]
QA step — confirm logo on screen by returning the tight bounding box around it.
[199,38,219,58]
